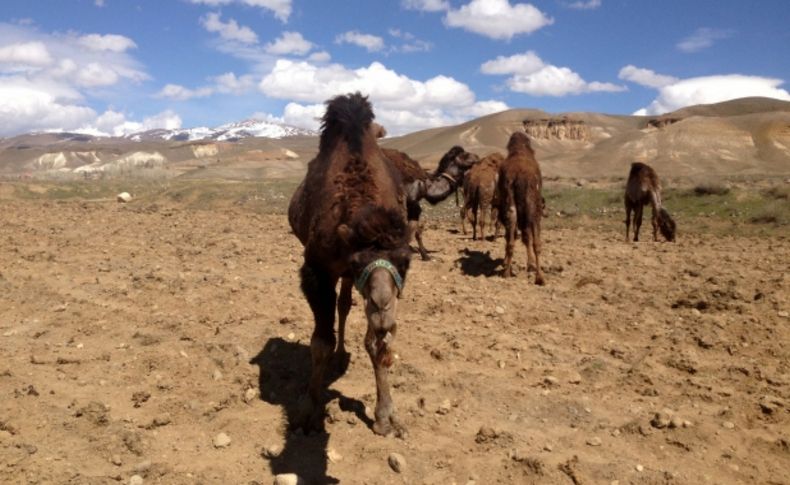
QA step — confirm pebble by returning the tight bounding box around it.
[651,411,672,429]
[327,448,343,463]
[497,360,506,369]
[129,475,144,485]
[388,452,406,473]
[567,373,582,384]
[274,473,305,485]
[437,399,451,415]
[544,376,559,386]
[261,444,283,458]
[635,464,644,472]
[722,421,735,429]
[111,454,122,466]
[287,332,296,341]
[213,432,231,448]
[212,369,223,381]
[495,306,505,315]
[778,311,789,318]
[586,437,602,447]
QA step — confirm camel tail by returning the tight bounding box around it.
[512,177,533,231]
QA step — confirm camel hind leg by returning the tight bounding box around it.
[633,205,644,242]
[624,199,632,242]
[334,277,353,373]
[502,205,517,277]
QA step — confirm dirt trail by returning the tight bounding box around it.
[0,198,788,484]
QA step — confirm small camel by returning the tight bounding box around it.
[382,146,479,260]
[624,162,676,242]
[288,93,412,436]
[497,132,545,284]
[461,152,504,240]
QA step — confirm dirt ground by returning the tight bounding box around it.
[0,193,788,485]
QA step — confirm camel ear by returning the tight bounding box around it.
[337,224,354,245]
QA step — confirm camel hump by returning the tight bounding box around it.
[320,92,375,155]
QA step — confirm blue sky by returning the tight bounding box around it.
[1,0,789,137]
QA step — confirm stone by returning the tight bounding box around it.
[273,473,305,485]
[129,475,143,485]
[261,444,283,458]
[495,306,505,315]
[437,399,451,415]
[586,437,602,447]
[650,411,672,429]
[635,464,644,472]
[212,369,223,381]
[213,432,231,448]
[388,452,406,473]
[543,376,559,386]
[111,454,122,466]
[117,192,132,203]
[327,448,342,463]
[244,388,259,403]
[722,421,735,429]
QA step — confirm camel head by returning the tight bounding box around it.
[434,146,480,185]
[658,208,676,242]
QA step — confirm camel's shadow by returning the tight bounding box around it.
[250,338,370,484]
[455,248,504,277]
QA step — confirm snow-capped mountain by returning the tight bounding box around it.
[127,119,316,142]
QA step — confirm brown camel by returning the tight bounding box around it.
[624,162,676,242]
[381,146,479,260]
[461,152,504,240]
[287,93,412,436]
[497,131,545,284]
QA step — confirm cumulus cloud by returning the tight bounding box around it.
[156,83,213,100]
[401,0,450,11]
[0,23,156,137]
[388,29,433,53]
[201,12,258,44]
[618,65,678,89]
[264,31,313,55]
[94,0,106,6]
[444,0,553,40]
[258,59,508,134]
[335,31,385,52]
[77,34,137,52]
[188,0,292,22]
[677,28,733,53]
[632,74,790,115]
[212,72,256,94]
[567,0,601,9]
[481,51,625,96]
[307,51,331,63]
[0,41,52,68]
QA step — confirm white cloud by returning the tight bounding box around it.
[567,0,601,9]
[482,51,625,96]
[189,0,292,22]
[480,51,543,75]
[635,74,790,115]
[0,41,52,68]
[212,72,256,94]
[618,65,678,89]
[388,29,433,53]
[76,62,121,87]
[259,59,508,134]
[335,31,385,52]
[444,0,553,40]
[0,79,96,136]
[677,28,733,53]
[265,31,313,55]
[77,34,137,52]
[201,12,258,44]
[401,0,450,11]
[156,83,213,100]
[89,109,182,136]
[307,50,331,63]
[94,0,106,6]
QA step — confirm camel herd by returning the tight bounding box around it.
[287,92,675,437]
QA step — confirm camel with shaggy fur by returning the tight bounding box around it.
[624,162,676,242]
[462,152,504,240]
[381,146,479,260]
[497,132,545,284]
[288,93,412,436]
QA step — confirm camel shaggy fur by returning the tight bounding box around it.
[624,162,676,242]
[382,146,479,260]
[461,152,504,240]
[497,132,545,284]
[288,93,412,436]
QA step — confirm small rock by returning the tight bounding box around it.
[778,311,789,318]
[497,360,506,369]
[495,306,505,315]
[567,373,582,384]
[682,420,693,428]
[111,454,122,466]
[722,421,735,429]
[635,464,644,472]
[244,388,259,403]
[213,432,231,448]
[273,473,305,485]
[543,376,559,386]
[759,395,785,415]
[388,452,406,473]
[437,399,451,415]
[586,437,602,447]
[132,460,152,474]
[129,475,144,485]
[261,444,283,458]
[117,192,132,203]
[286,332,296,341]
[327,448,342,463]
[651,411,672,429]
[212,369,223,381]
[669,416,683,429]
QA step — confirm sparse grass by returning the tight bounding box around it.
[2,177,787,237]
[692,184,731,196]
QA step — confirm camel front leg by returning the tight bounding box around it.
[650,205,659,241]
[531,221,545,285]
[413,222,430,260]
[633,205,643,242]
[364,326,405,437]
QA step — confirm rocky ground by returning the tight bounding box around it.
[0,193,788,484]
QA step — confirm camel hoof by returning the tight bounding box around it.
[293,395,325,434]
[535,275,546,286]
[373,415,407,438]
[420,254,431,261]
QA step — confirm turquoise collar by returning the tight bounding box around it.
[354,259,404,294]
